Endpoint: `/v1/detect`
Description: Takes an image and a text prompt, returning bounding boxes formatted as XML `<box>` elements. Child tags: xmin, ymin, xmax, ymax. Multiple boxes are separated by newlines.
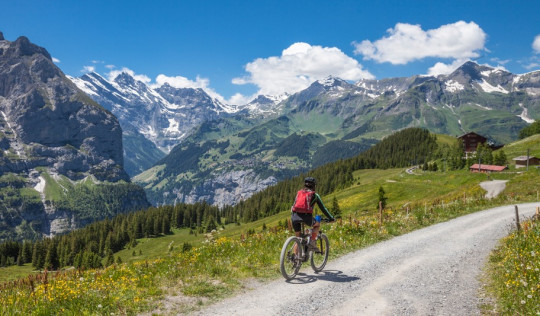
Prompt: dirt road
<box><xmin>479</xmin><ymin>180</ymin><xmax>508</xmax><ymax>199</ymax></box>
<box><xmin>195</xmin><ymin>203</ymin><xmax>539</xmax><ymax>315</ymax></box>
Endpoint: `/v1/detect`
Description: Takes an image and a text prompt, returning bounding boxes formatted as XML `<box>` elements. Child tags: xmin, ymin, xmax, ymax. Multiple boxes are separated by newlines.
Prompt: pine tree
<box><xmin>378</xmin><ymin>186</ymin><xmax>388</xmax><ymax>210</ymax></box>
<box><xmin>331</xmin><ymin>196</ymin><xmax>342</xmax><ymax>218</ymax></box>
<box><xmin>44</xmin><ymin>243</ymin><xmax>59</xmax><ymax>270</ymax></box>
<box><xmin>106</xmin><ymin>249</ymin><xmax>115</xmax><ymax>266</ymax></box>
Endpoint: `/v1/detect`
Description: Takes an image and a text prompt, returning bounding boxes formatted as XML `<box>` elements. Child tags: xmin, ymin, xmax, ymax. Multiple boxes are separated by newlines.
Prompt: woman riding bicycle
<box><xmin>291</xmin><ymin>177</ymin><xmax>335</xmax><ymax>250</ymax></box>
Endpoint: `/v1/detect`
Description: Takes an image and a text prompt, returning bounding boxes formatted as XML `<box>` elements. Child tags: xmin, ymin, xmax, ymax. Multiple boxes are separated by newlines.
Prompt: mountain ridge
<box><xmin>133</xmin><ymin>61</ymin><xmax>539</xmax><ymax>207</ymax></box>
<box><xmin>0</xmin><ymin>33</ymin><xmax>149</xmax><ymax>241</ymax></box>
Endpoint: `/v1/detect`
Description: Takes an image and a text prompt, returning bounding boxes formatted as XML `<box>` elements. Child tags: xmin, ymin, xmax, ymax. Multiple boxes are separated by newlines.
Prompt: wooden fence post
<box><xmin>514</xmin><ymin>205</ymin><xmax>521</xmax><ymax>232</ymax></box>
<box><xmin>287</xmin><ymin>219</ymin><xmax>292</xmax><ymax>232</ymax></box>
<box><xmin>379</xmin><ymin>201</ymin><xmax>383</xmax><ymax>227</ymax></box>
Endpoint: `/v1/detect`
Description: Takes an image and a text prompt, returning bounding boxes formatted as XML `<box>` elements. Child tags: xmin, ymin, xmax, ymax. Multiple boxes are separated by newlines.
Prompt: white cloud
<box><xmin>525</xmin><ymin>63</ymin><xmax>539</xmax><ymax>70</ymax></box>
<box><xmin>232</xmin><ymin>42</ymin><xmax>374</xmax><ymax>96</ymax></box>
<box><xmin>354</xmin><ymin>21</ymin><xmax>486</xmax><ymax>65</ymax></box>
<box><xmin>226</xmin><ymin>92</ymin><xmax>256</xmax><ymax>106</ymax></box>
<box><xmin>154</xmin><ymin>74</ymin><xmax>210</xmax><ymax>90</ymax></box>
<box><xmin>52</xmin><ymin>57</ymin><xmax>60</xmax><ymax>63</ymax></box>
<box><xmin>427</xmin><ymin>59</ymin><xmax>509</xmax><ymax>77</ymax></box>
<box><xmin>533</xmin><ymin>35</ymin><xmax>540</xmax><ymax>53</ymax></box>
<box><xmin>81</xmin><ymin>65</ymin><xmax>95</xmax><ymax>73</ymax></box>
<box><xmin>107</xmin><ymin>67</ymin><xmax>151</xmax><ymax>84</ymax></box>
<box><xmin>105</xmin><ymin>64</ymin><xmax>116</xmax><ymax>69</ymax></box>
<box><xmin>427</xmin><ymin>58</ymin><xmax>470</xmax><ymax>76</ymax></box>
<box><xmin>490</xmin><ymin>57</ymin><xmax>510</xmax><ymax>65</ymax></box>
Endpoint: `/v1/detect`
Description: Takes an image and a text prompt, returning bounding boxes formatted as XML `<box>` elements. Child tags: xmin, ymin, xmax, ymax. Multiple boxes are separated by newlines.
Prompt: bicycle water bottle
<box><xmin>315</xmin><ymin>215</ymin><xmax>322</xmax><ymax>222</ymax></box>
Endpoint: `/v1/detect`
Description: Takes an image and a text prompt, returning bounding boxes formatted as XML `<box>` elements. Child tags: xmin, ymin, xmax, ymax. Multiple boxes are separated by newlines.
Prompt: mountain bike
<box><xmin>279</xmin><ymin>218</ymin><xmax>331</xmax><ymax>280</ymax></box>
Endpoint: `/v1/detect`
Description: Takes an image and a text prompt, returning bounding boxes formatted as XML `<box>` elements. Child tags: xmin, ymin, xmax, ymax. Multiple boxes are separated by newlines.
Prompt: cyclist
<box><xmin>291</xmin><ymin>177</ymin><xmax>335</xmax><ymax>250</ymax></box>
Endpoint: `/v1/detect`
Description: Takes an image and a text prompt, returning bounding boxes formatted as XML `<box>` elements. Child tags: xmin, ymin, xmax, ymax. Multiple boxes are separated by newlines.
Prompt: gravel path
<box><xmin>479</xmin><ymin>180</ymin><xmax>508</xmax><ymax>199</ymax></box>
<box><xmin>194</xmin><ymin>203</ymin><xmax>539</xmax><ymax>316</ymax></box>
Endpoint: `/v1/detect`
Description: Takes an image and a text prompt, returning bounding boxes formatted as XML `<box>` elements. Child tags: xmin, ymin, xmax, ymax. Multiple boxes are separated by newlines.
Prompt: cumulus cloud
<box><xmin>52</xmin><ymin>57</ymin><xmax>60</xmax><ymax>63</ymax></box>
<box><xmin>354</xmin><ymin>21</ymin><xmax>486</xmax><ymax>64</ymax></box>
<box><xmin>107</xmin><ymin>67</ymin><xmax>151</xmax><ymax>84</ymax></box>
<box><xmin>226</xmin><ymin>93</ymin><xmax>256</xmax><ymax>106</ymax></box>
<box><xmin>232</xmin><ymin>42</ymin><xmax>374</xmax><ymax>96</ymax></box>
<box><xmin>427</xmin><ymin>58</ymin><xmax>470</xmax><ymax>76</ymax></box>
<box><xmin>533</xmin><ymin>35</ymin><xmax>540</xmax><ymax>53</ymax></box>
<box><xmin>154</xmin><ymin>74</ymin><xmax>210</xmax><ymax>90</ymax></box>
<box><xmin>81</xmin><ymin>65</ymin><xmax>95</xmax><ymax>73</ymax></box>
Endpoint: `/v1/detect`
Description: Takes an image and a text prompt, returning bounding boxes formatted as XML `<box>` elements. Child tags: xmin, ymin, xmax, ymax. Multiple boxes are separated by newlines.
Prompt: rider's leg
<box><xmin>311</xmin><ymin>221</ymin><xmax>320</xmax><ymax>240</ymax></box>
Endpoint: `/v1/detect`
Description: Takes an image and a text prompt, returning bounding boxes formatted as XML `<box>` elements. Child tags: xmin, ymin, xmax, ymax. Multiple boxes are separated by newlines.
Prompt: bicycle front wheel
<box><xmin>280</xmin><ymin>236</ymin><xmax>302</xmax><ymax>280</ymax></box>
<box><xmin>310</xmin><ymin>233</ymin><xmax>329</xmax><ymax>272</ymax></box>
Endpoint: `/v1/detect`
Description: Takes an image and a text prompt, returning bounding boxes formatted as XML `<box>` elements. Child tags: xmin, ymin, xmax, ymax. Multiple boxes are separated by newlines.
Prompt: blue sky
<box><xmin>1</xmin><ymin>0</ymin><xmax>539</xmax><ymax>104</ymax></box>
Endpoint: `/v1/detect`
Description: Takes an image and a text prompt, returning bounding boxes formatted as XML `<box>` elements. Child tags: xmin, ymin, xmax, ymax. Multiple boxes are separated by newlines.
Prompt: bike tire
<box><xmin>280</xmin><ymin>236</ymin><xmax>302</xmax><ymax>280</ymax></box>
<box><xmin>310</xmin><ymin>233</ymin><xmax>329</xmax><ymax>272</ymax></box>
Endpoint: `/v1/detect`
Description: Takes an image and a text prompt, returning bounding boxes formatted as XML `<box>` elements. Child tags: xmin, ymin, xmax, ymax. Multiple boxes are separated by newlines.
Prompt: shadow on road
<box><xmin>286</xmin><ymin>270</ymin><xmax>359</xmax><ymax>284</ymax></box>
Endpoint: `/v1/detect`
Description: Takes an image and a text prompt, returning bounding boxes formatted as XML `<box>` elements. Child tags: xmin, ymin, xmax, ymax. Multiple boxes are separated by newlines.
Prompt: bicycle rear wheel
<box><xmin>280</xmin><ymin>236</ymin><xmax>302</xmax><ymax>280</ymax></box>
<box><xmin>310</xmin><ymin>233</ymin><xmax>329</xmax><ymax>272</ymax></box>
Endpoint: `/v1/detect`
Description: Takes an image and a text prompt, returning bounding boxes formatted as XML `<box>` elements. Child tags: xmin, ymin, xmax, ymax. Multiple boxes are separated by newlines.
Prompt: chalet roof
<box><xmin>458</xmin><ymin>132</ymin><xmax>486</xmax><ymax>140</ymax></box>
<box><xmin>512</xmin><ymin>156</ymin><xmax>538</xmax><ymax>161</ymax></box>
<box><xmin>469</xmin><ymin>164</ymin><xmax>507</xmax><ymax>172</ymax></box>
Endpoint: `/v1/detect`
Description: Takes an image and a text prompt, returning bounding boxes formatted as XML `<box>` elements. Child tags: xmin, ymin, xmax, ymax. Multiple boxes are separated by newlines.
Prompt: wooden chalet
<box><xmin>512</xmin><ymin>156</ymin><xmax>540</xmax><ymax>168</ymax></box>
<box><xmin>458</xmin><ymin>132</ymin><xmax>487</xmax><ymax>153</ymax></box>
<box><xmin>469</xmin><ymin>164</ymin><xmax>507</xmax><ymax>173</ymax></box>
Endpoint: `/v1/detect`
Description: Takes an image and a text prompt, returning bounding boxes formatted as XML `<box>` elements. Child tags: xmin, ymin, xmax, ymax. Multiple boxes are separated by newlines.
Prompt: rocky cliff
<box><xmin>0</xmin><ymin>32</ymin><xmax>149</xmax><ymax>241</ymax></box>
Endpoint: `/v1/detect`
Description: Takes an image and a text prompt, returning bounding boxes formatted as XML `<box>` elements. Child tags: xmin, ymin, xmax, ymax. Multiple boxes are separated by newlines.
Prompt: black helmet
<box><xmin>304</xmin><ymin>177</ymin><xmax>316</xmax><ymax>189</ymax></box>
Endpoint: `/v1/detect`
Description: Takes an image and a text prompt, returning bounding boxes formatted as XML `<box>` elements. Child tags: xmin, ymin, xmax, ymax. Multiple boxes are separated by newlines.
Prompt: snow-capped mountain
<box><xmin>136</xmin><ymin>61</ymin><xmax>540</xmax><ymax>207</ymax></box>
<box><xmin>242</xmin><ymin>94</ymin><xmax>289</xmax><ymax>117</ymax></box>
<box><xmin>70</xmin><ymin>72</ymin><xmax>237</xmax><ymax>152</ymax></box>
<box><xmin>71</xmin><ymin>71</ymin><xmax>290</xmax><ymax>176</ymax></box>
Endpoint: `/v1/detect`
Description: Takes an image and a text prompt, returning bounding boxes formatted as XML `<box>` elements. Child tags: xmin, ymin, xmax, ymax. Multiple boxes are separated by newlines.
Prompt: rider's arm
<box><xmin>312</xmin><ymin>193</ymin><xmax>334</xmax><ymax>220</ymax></box>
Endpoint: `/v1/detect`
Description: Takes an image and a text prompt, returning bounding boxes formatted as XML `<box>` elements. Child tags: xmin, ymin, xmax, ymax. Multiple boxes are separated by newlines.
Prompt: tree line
<box><xmin>0</xmin><ymin>202</ymin><xmax>221</xmax><ymax>270</ymax></box>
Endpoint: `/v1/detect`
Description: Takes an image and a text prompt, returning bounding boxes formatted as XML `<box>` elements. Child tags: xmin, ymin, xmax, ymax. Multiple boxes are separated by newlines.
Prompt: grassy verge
<box><xmin>484</xmin><ymin>217</ymin><xmax>540</xmax><ymax>315</ymax></box>
<box><xmin>1</xmin><ymin>168</ymin><xmax>539</xmax><ymax>314</ymax></box>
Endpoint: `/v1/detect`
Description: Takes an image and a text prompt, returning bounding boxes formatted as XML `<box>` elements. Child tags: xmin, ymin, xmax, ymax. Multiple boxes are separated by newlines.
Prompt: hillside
<box><xmin>2</xmin><ymin>132</ymin><xmax>539</xmax><ymax>314</ymax></box>
<box><xmin>0</xmin><ymin>128</ymin><xmax>460</xmax><ymax>270</ymax></box>
<box><xmin>134</xmin><ymin>63</ymin><xmax>540</xmax><ymax>207</ymax></box>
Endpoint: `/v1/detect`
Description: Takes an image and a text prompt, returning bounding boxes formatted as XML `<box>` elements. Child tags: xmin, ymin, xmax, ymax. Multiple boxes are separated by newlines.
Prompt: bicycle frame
<box><xmin>279</xmin><ymin>219</ymin><xmax>330</xmax><ymax>280</ymax></box>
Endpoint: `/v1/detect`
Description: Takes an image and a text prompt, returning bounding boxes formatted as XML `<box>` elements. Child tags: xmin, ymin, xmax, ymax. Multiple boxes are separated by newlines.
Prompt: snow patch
<box><xmin>318</xmin><ymin>77</ymin><xmax>337</xmax><ymax>86</ymax></box>
<box><xmin>165</xmin><ymin>118</ymin><xmax>180</xmax><ymax>134</ymax></box>
<box><xmin>34</xmin><ymin>176</ymin><xmax>46</xmax><ymax>194</ymax></box>
<box><xmin>480</xmin><ymin>69</ymin><xmax>503</xmax><ymax>77</ymax></box>
<box><xmin>69</xmin><ymin>76</ymin><xmax>99</xmax><ymax>96</ymax></box>
<box><xmin>477</xmin><ymin>80</ymin><xmax>508</xmax><ymax>94</ymax></box>
<box><xmin>474</xmin><ymin>103</ymin><xmax>492</xmax><ymax>110</ymax></box>
<box><xmin>517</xmin><ymin>103</ymin><xmax>535</xmax><ymax>123</ymax></box>
<box><xmin>444</xmin><ymin>80</ymin><xmax>464</xmax><ymax>93</ymax></box>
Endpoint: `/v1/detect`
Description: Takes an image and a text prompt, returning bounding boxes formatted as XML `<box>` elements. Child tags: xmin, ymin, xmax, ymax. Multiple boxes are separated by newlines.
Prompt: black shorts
<box><xmin>291</xmin><ymin>212</ymin><xmax>315</xmax><ymax>232</ymax></box>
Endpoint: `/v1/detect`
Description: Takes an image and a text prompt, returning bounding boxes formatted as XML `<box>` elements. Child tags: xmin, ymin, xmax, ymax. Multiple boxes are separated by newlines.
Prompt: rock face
<box><xmin>173</xmin><ymin>170</ymin><xmax>277</xmax><ymax>207</ymax></box>
<box><xmin>0</xmin><ymin>35</ymin><xmax>128</xmax><ymax>181</ymax></box>
<box><xmin>0</xmin><ymin>33</ymin><xmax>149</xmax><ymax>241</ymax></box>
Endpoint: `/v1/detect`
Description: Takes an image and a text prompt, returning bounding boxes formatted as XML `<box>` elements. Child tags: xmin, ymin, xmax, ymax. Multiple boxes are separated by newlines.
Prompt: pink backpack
<box><xmin>292</xmin><ymin>189</ymin><xmax>314</xmax><ymax>213</ymax></box>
